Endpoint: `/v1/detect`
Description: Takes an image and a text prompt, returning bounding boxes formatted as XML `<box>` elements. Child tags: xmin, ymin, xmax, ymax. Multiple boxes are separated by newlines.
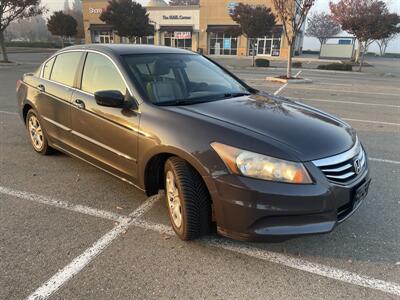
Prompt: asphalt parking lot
<box><xmin>0</xmin><ymin>52</ymin><xmax>399</xmax><ymax>299</ymax></box>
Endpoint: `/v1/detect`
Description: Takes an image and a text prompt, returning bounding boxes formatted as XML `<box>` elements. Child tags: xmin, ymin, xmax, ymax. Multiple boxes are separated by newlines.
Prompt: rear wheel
<box><xmin>164</xmin><ymin>157</ymin><xmax>211</xmax><ymax>240</ymax></box>
<box><xmin>26</xmin><ymin>109</ymin><xmax>52</xmax><ymax>155</ymax></box>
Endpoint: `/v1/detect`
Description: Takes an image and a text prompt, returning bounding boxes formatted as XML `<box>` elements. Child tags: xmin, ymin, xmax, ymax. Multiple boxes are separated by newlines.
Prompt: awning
<box><xmin>88</xmin><ymin>24</ymin><xmax>113</xmax><ymax>31</ymax></box>
<box><xmin>272</xmin><ymin>25</ymin><xmax>283</xmax><ymax>36</ymax></box>
<box><xmin>160</xmin><ymin>26</ymin><xmax>193</xmax><ymax>32</ymax></box>
<box><xmin>206</xmin><ymin>25</ymin><xmax>240</xmax><ymax>33</ymax></box>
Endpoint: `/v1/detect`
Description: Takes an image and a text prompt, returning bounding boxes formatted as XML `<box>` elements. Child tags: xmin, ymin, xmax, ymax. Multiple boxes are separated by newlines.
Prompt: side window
<box><xmin>81</xmin><ymin>53</ymin><xmax>127</xmax><ymax>95</ymax></box>
<box><xmin>50</xmin><ymin>52</ymin><xmax>83</xmax><ymax>87</ymax></box>
<box><xmin>42</xmin><ymin>57</ymin><xmax>55</xmax><ymax>80</ymax></box>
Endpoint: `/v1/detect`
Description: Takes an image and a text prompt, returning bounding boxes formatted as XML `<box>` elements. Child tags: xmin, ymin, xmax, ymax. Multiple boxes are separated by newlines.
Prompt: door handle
<box><xmin>38</xmin><ymin>84</ymin><xmax>45</xmax><ymax>92</ymax></box>
<box><xmin>74</xmin><ymin>99</ymin><xmax>85</xmax><ymax>109</ymax></box>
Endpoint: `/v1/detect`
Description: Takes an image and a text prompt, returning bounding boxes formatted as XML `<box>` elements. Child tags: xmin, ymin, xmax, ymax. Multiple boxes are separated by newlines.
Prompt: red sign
<box><xmin>174</xmin><ymin>32</ymin><xmax>191</xmax><ymax>39</ymax></box>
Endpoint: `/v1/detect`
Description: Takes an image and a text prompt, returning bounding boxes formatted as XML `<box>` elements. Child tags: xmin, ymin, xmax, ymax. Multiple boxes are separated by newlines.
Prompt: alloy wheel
<box><xmin>28</xmin><ymin>115</ymin><xmax>44</xmax><ymax>151</ymax></box>
<box><xmin>166</xmin><ymin>170</ymin><xmax>183</xmax><ymax>228</ymax></box>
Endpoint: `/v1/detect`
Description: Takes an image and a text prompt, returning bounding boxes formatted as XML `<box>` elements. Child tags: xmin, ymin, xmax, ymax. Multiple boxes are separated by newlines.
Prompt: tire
<box><xmin>164</xmin><ymin>157</ymin><xmax>211</xmax><ymax>241</ymax></box>
<box><xmin>26</xmin><ymin>109</ymin><xmax>53</xmax><ymax>155</ymax></box>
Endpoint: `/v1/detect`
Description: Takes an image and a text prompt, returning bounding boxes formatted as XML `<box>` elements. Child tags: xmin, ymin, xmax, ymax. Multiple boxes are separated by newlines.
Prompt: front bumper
<box><xmin>208</xmin><ymin>161</ymin><xmax>370</xmax><ymax>242</ymax></box>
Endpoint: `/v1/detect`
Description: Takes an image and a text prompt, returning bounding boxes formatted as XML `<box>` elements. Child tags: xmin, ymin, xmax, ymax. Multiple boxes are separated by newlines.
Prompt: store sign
<box><xmin>89</xmin><ymin>7</ymin><xmax>104</xmax><ymax>14</ymax></box>
<box><xmin>174</xmin><ymin>32</ymin><xmax>191</xmax><ymax>39</ymax></box>
<box><xmin>228</xmin><ymin>2</ymin><xmax>239</xmax><ymax>15</ymax></box>
<box><xmin>163</xmin><ymin>15</ymin><xmax>191</xmax><ymax>20</ymax></box>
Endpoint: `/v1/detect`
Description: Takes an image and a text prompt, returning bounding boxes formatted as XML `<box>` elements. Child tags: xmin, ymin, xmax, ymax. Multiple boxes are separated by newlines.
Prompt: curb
<box><xmin>0</xmin><ymin>61</ymin><xmax>18</xmax><ymax>66</ymax></box>
<box><xmin>266</xmin><ymin>77</ymin><xmax>313</xmax><ymax>84</ymax></box>
<box><xmin>227</xmin><ymin>66</ymin><xmax>369</xmax><ymax>75</ymax></box>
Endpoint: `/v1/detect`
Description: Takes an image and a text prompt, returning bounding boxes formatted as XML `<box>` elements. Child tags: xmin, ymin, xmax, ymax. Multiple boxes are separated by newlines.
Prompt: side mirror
<box><xmin>94</xmin><ymin>90</ymin><xmax>125</xmax><ymax>108</ymax></box>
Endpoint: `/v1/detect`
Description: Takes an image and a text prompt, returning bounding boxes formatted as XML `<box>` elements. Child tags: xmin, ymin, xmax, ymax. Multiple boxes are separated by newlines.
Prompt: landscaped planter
<box><xmin>266</xmin><ymin>76</ymin><xmax>312</xmax><ymax>84</ymax></box>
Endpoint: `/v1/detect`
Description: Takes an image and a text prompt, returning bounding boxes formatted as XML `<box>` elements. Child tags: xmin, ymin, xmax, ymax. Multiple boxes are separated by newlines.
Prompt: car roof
<box><xmin>59</xmin><ymin>44</ymin><xmax>196</xmax><ymax>56</ymax></box>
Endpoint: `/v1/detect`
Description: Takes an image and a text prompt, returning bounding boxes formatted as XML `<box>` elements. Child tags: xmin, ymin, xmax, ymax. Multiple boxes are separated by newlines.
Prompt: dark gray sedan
<box><xmin>16</xmin><ymin>44</ymin><xmax>370</xmax><ymax>241</ymax></box>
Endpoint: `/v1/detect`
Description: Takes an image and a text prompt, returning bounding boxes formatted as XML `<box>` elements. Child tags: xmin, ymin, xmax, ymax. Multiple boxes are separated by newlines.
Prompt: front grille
<box><xmin>313</xmin><ymin>139</ymin><xmax>366</xmax><ymax>184</ymax></box>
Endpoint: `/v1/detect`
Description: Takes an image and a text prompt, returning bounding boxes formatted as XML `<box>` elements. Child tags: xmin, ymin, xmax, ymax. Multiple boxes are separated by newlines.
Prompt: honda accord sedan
<box><xmin>16</xmin><ymin>44</ymin><xmax>370</xmax><ymax>241</ymax></box>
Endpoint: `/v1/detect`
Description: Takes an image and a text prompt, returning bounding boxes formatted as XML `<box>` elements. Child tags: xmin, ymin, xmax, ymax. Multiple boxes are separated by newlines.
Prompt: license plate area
<box><xmin>353</xmin><ymin>179</ymin><xmax>371</xmax><ymax>208</ymax></box>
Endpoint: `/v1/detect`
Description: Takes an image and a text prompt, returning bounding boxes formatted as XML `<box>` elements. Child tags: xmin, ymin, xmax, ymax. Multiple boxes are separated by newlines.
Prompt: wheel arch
<box><xmin>142</xmin><ymin>146</ymin><xmax>213</xmax><ymax>197</ymax></box>
<box><xmin>22</xmin><ymin>101</ymin><xmax>35</xmax><ymax>123</ymax></box>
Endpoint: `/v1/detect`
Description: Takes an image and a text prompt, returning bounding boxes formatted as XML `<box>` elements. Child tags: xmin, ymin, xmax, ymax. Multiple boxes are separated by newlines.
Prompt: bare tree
<box><xmin>272</xmin><ymin>0</ymin><xmax>315</xmax><ymax>78</ymax></box>
<box><xmin>306</xmin><ymin>12</ymin><xmax>341</xmax><ymax>46</ymax></box>
<box><xmin>5</xmin><ymin>15</ymin><xmax>50</xmax><ymax>42</ymax></box>
<box><xmin>70</xmin><ymin>0</ymin><xmax>84</xmax><ymax>40</ymax></box>
<box><xmin>0</xmin><ymin>0</ymin><xmax>46</xmax><ymax>62</ymax></box>
<box><xmin>376</xmin><ymin>34</ymin><xmax>398</xmax><ymax>56</ymax></box>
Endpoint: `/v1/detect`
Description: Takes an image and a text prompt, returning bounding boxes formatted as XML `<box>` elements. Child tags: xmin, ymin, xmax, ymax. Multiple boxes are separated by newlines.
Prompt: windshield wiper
<box><xmin>223</xmin><ymin>92</ymin><xmax>252</xmax><ymax>98</ymax></box>
<box><xmin>157</xmin><ymin>98</ymin><xmax>213</xmax><ymax>106</ymax></box>
<box><xmin>157</xmin><ymin>92</ymin><xmax>252</xmax><ymax>107</ymax></box>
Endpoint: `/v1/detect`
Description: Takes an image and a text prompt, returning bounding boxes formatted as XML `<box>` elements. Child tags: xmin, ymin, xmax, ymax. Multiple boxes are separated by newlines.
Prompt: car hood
<box><xmin>179</xmin><ymin>94</ymin><xmax>356</xmax><ymax>161</ymax></box>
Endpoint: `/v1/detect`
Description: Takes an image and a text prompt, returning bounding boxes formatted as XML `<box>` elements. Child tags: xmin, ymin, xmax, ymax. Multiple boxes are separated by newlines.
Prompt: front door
<box><xmin>70</xmin><ymin>52</ymin><xmax>140</xmax><ymax>181</ymax></box>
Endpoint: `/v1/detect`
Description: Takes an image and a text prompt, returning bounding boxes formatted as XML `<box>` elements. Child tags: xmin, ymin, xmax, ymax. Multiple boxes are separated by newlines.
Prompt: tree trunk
<box><xmin>377</xmin><ymin>41</ymin><xmax>384</xmax><ymax>56</ymax></box>
<box><xmin>355</xmin><ymin>40</ymin><xmax>362</xmax><ymax>63</ymax></box>
<box><xmin>382</xmin><ymin>41</ymin><xmax>388</xmax><ymax>56</ymax></box>
<box><xmin>287</xmin><ymin>43</ymin><xmax>293</xmax><ymax>79</ymax></box>
<box><xmin>60</xmin><ymin>36</ymin><xmax>64</xmax><ymax>48</ymax></box>
<box><xmin>318</xmin><ymin>39</ymin><xmax>323</xmax><ymax>59</ymax></box>
<box><xmin>251</xmin><ymin>39</ymin><xmax>255</xmax><ymax>67</ymax></box>
<box><xmin>0</xmin><ymin>31</ymin><xmax>9</xmax><ymax>62</ymax></box>
<box><xmin>358</xmin><ymin>42</ymin><xmax>366</xmax><ymax>72</ymax></box>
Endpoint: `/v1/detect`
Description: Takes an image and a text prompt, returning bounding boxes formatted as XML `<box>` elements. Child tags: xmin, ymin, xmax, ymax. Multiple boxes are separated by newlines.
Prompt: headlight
<box><xmin>211</xmin><ymin>142</ymin><xmax>313</xmax><ymax>184</ymax></box>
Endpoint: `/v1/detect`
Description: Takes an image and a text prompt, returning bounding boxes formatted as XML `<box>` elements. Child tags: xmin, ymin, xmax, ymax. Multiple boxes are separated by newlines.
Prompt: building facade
<box><xmin>82</xmin><ymin>0</ymin><xmax>302</xmax><ymax>58</ymax></box>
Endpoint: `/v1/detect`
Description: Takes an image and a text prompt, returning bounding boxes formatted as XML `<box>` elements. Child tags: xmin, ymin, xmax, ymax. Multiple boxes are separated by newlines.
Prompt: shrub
<box><xmin>292</xmin><ymin>61</ymin><xmax>302</xmax><ymax>68</ymax></box>
<box><xmin>255</xmin><ymin>58</ymin><xmax>270</xmax><ymax>67</ymax></box>
<box><xmin>317</xmin><ymin>63</ymin><xmax>352</xmax><ymax>71</ymax></box>
<box><xmin>384</xmin><ymin>53</ymin><xmax>400</xmax><ymax>58</ymax></box>
<box><xmin>5</xmin><ymin>41</ymin><xmax>74</xmax><ymax>49</ymax></box>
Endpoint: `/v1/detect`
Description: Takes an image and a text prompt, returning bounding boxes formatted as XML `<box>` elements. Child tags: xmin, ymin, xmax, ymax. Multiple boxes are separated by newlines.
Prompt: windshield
<box><xmin>123</xmin><ymin>53</ymin><xmax>250</xmax><ymax>105</ymax></box>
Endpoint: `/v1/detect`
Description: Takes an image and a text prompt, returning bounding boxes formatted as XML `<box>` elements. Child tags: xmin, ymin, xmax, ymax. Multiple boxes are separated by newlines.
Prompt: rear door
<box><xmin>70</xmin><ymin>52</ymin><xmax>140</xmax><ymax>181</ymax></box>
<box><xmin>36</xmin><ymin>51</ymin><xmax>84</xmax><ymax>149</ymax></box>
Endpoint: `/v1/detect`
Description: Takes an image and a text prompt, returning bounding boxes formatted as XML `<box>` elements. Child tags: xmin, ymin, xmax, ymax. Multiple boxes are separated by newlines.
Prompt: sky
<box><xmin>41</xmin><ymin>0</ymin><xmax>400</xmax><ymax>53</ymax></box>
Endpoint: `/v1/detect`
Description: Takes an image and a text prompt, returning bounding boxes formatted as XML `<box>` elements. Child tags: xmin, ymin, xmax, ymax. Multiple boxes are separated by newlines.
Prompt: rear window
<box><xmin>42</xmin><ymin>57</ymin><xmax>55</xmax><ymax>80</ymax></box>
<box><xmin>50</xmin><ymin>52</ymin><xmax>83</xmax><ymax>87</ymax></box>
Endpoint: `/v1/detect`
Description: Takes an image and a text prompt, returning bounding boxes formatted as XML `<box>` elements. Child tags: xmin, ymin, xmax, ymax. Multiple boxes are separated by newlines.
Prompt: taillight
<box><xmin>16</xmin><ymin>79</ymin><xmax>22</xmax><ymax>91</ymax></box>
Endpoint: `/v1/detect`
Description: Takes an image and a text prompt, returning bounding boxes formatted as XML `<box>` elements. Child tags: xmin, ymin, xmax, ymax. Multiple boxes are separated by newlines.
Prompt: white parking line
<box><xmin>285</xmin><ymin>86</ymin><xmax>400</xmax><ymax>97</ymax></box>
<box><xmin>342</xmin><ymin>118</ymin><xmax>400</xmax><ymax>126</ymax></box>
<box><xmin>274</xmin><ymin>83</ymin><xmax>288</xmax><ymax>95</ymax></box>
<box><xmin>294</xmin><ymin>98</ymin><xmax>400</xmax><ymax>109</ymax></box>
<box><xmin>0</xmin><ymin>110</ymin><xmax>18</xmax><ymax>115</ymax></box>
<box><xmin>0</xmin><ymin>186</ymin><xmax>128</xmax><ymax>223</ymax></box>
<box><xmin>205</xmin><ymin>238</ymin><xmax>400</xmax><ymax>297</ymax></box>
<box><xmin>123</xmin><ymin>220</ymin><xmax>400</xmax><ymax>297</ymax></box>
<box><xmin>2</xmin><ymin>186</ymin><xmax>400</xmax><ymax>298</ymax></box>
<box><xmin>26</xmin><ymin>221</ymin><xmax>130</xmax><ymax>300</ymax></box>
<box><xmin>25</xmin><ymin>193</ymin><xmax>161</xmax><ymax>300</ymax></box>
<box><xmin>369</xmin><ymin>157</ymin><xmax>400</xmax><ymax>165</ymax></box>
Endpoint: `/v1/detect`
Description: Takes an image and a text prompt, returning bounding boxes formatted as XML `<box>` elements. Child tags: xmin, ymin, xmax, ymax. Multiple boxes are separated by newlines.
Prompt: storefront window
<box><xmin>121</xmin><ymin>36</ymin><xmax>154</xmax><ymax>44</ymax></box>
<box><xmin>163</xmin><ymin>32</ymin><xmax>192</xmax><ymax>50</ymax></box>
<box><xmin>249</xmin><ymin>33</ymin><xmax>282</xmax><ymax>56</ymax></box>
<box><xmin>92</xmin><ymin>30</ymin><xmax>114</xmax><ymax>44</ymax></box>
<box><xmin>209</xmin><ymin>32</ymin><xmax>238</xmax><ymax>55</ymax></box>
<box><xmin>133</xmin><ymin>36</ymin><xmax>155</xmax><ymax>45</ymax></box>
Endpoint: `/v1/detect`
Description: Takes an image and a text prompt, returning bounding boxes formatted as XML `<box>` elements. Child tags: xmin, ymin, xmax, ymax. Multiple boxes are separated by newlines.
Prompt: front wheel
<box><xmin>164</xmin><ymin>157</ymin><xmax>211</xmax><ymax>241</ymax></box>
